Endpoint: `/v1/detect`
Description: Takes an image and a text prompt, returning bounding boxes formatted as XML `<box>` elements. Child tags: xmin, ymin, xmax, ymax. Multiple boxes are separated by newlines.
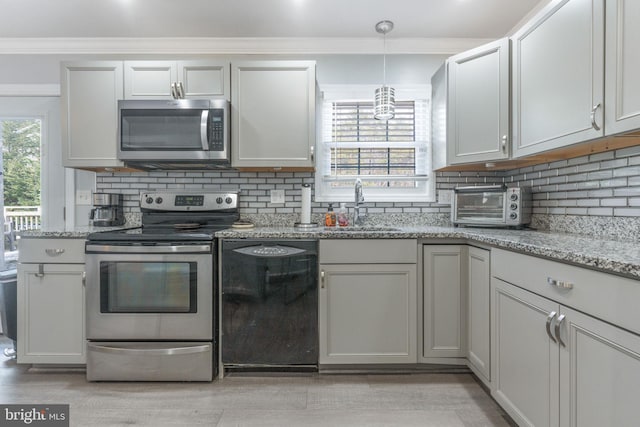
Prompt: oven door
<box><xmin>85</xmin><ymin>243</ymin><xmax>213</xmax><ymax>341</ymax></box>
<box><xmin>453</xmin><ymin>185</ymin><xmax>507</xmax><ymax>226</ymax></box>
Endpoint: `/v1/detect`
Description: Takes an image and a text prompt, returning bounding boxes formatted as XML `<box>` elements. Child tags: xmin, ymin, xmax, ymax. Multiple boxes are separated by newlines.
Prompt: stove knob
<box><xmin>156</xmin><ymin>197</ymin><xmax>163</xmax><ymax>204</ymax></box>
<box><xmin>510</xmin><ymin>212</ymin><xmax>518</xmax><ymax>220</ymax></box>
<box><xmin>146</xmin><ymin>197</ymin><xmax>154</xmax><ymax>204</ymax></box>
<box><xmin>510</xmin><ymin>193</ymin><xmax>518</xmax><ymax>201</ymax></box>
<box><xmin>225</xmin><ymin>197</ymin><xmax>233</xmax><ymax>205</ymax></box>
<box><xmin>510</xmin><ymin>203</ymin><xmax>518</xmax><ymax>210</ymax></box>
<box><xmin>216</xmin><ymin>197</ymin><xmax>223</xmax><ymax>204</ymax></box>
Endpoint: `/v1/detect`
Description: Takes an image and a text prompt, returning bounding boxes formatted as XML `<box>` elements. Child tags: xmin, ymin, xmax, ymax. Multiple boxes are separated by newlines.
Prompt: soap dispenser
<box><xmin>337</xmin><ymin>203</ymin><xmax>349</xmax><ymax>227</ymax></box>
<box><xmin>325</xmin><ymin>204</ymin><xmax>337</xmax><ymax>227</ymax></box>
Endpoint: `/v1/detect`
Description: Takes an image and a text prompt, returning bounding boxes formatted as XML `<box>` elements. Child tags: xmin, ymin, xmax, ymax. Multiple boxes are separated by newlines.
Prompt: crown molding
<box><xmin>0</xmin><ymin>37</ymin><xmax>493</xmax><ymax>55</ymax></box>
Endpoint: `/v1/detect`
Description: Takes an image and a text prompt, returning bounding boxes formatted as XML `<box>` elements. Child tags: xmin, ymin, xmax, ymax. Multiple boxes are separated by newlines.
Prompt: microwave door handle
<box><xmin>200</xmin><ymin>110</ymin><xmax>210</xmax><ymax>150</ymax></box>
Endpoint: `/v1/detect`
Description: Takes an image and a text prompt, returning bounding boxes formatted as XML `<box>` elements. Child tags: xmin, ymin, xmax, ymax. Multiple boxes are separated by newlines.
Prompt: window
<box><xmin>315</xmin><ymin>85</ymin><xmax>434</xmax><ymax>202</ymax></box>
<box><xmin>0</xmin><ymin>97</ymin><xmax>66</xmax><ymax>268</ymax></box>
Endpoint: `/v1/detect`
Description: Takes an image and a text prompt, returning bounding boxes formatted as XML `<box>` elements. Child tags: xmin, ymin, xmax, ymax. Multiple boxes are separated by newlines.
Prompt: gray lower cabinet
<box><xmin>467</xmin><ymin>246</ymin><xmax>491</xmax><ymax>385</ymax></box>
<box><xmin>421</xmin><ymin>245</ymin><xmax>467</xmax><ymax>362</ymax></box>
<box><xmin>17</xmin><ymin>238</ymin><xmax>86</xmax><ymax>364</ymax></box>
<box><xmin>318</xmin><ymin>239</ymin><xmax>417</xmax><ymax>364</ymax></box>
<box><xmin>492</xmin><ymin>278</ymin><xmax>560</xmax><ymax>427</ymax></box>
<box><xmin>491</xmin><ymin>249</ymin><xmax>640</xmax><ymax>427</ymax></box>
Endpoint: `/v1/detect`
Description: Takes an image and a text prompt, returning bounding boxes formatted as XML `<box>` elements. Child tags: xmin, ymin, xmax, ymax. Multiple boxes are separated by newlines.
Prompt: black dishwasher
<box><xmin>221</xmin><ymin>239</ymin><xmax>318</xmax><ymax>371</ymax></box>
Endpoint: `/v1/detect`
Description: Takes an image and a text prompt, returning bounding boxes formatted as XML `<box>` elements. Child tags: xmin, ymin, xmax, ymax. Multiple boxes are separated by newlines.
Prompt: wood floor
<box><xmin>0</xmin><ymin>340</ymin><xmax>514</xmax><ymax>426</ymax></box>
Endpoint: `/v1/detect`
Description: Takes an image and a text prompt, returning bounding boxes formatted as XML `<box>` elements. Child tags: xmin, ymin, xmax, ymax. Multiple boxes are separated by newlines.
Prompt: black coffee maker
<box><xmin>90</xmin><ymin>193</ymin><xmax>125</xmax><ymax>227</ymax></box>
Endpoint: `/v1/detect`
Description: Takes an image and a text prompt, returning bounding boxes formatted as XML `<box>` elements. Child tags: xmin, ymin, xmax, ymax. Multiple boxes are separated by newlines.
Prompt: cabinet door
<box><xmin>61</xmin><ymin>61</ymin><xmax>124</xmax><ymax>168</ymax></box>
<box><xmin>178</xmin><ymin>60</ymin><xmax>230</xmax><ymax>100</ymax></box>
<box><xmin>421</xmin><ymin>245</ymin><xmax>466</xmax><ymax>360</ymax></box>
<box><xmin>512</xmin><ymin>0</ymin><xmax>604</xmax><ymax>157</ymax></box>
<box><xmin>124</xmin><ymin>60</ymin><xmax>177</xmax><ymax>99</ymax></box>
<box><xmin>17</xmin><ymin>263</ymin><xmax>86</xmax><ymax>364</ymax></box>
<box><xmin>559</xmin><ymin>306</ymin><xmax>640</xmax><ymax>427</ymax></box>
<box><xmin>468</xmin><ymin>246</ymin><xmax>491</xmax><ymax>385</ymax></box>
<box><xmin>604</xmin><ymin>0</ymin><xmax>640</xmax><ymax>135</ymax></box>
<box><xmin>232</xmin><ymin>61</ymin><xmax>316</xmax><ymax>169</ymax></box>
<box><xmin>448</xmin><ymin>38</ymin><xmax>510</xmax><ymax>164</ymax></box>
<box><xmin>319</xmin><ymin>263</ymin><xmax>417</xmax><ymax>364</ymax></box>
<box><xmin>492</xmin><ymin>278</ymin><xmax>560</xmax><ymax>427</ymax></box>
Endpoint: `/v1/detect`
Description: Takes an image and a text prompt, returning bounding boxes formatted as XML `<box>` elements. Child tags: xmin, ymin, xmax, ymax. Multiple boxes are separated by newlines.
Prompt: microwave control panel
<box><xmin>209</xmin><ymin>108</ymin><xmax>225</xmax><ymax>152</ymax></box>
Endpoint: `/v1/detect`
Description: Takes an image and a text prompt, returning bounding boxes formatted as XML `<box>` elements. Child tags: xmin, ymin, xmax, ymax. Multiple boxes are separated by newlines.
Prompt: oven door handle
<box><xmin>85</xmin><ymin>244</ymin><xmax>212</xmax><ymax>254</ymax></box>
<box><xmin>87</xmin><ymin>343</ymin><xmax>211</xmax><ymax>356</ymax></box>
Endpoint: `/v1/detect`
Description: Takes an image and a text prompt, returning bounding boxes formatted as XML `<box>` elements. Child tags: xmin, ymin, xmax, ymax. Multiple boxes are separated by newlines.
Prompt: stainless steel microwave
<box><xmin>117</xmin><ymin>99</ymin><xmax>230</xmax><ymax>168</ymax></box>
<box><xmin>452</xmin><ymin>185</ymin><xmax>532</xmax><ymax>228</ymax></box>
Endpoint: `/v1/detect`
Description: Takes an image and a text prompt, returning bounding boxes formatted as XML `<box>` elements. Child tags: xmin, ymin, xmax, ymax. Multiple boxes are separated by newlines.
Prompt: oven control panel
<box><xmin>140</xmin><ymin>191</ymin><xmax>238</xmax><ymax>211</ymax></box>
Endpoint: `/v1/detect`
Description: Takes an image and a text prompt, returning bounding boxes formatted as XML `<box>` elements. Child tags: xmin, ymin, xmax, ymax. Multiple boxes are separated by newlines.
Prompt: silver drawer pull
<box><xmin>45</xmin><ymin>248</ymin><xmax>65</xmax><ymax>257</ymax></box>
<box><xmin>547</xmin><ymin>277</ymin><xmax>573</xmax><ymax>289</ymax></box>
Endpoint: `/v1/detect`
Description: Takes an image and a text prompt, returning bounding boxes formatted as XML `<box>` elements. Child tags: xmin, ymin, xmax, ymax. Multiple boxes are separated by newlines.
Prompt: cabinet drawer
<box><xmin>319</xmin><ymin>239</ymin><xmax>417</xmax><ymax>264</ymax></box>
<box><xmin>18</xmin><ymin>238</ymin><xmax>85</xmax><ymax>263</ymax></box>
<box><xmin>492</xmin><ymin>248</ymin><xmax>640</xmax><ymax>335</ymax></box>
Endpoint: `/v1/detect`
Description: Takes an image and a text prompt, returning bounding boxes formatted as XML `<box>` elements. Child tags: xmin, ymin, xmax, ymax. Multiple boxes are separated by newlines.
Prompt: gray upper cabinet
<box><xmin>605</xmin><ymin>0</ymin><xmax>640</xmax><ymax>135</ymax></box>
<box><xmin>124</xmin><ymin>60</ymin><xmax>230</xmax><ymax>100</ymax></box>
<box><xmin>447</xmin><ymin>38</ymin><xmax>510</xmax><ymax>164</ymax></box>
<box><xmin>61</xmin><ymin>61</ymin><xmax>125</xmax><ymax>169</ymax></box>
<box><xmin>231</xmin><ymin>61</ymin><xmax>316</xmax><ymax>169</ymax></box>
<box><xmin>512</xmin><ymin>0</ymin><xmax>605</xmax><ymax>158</ymax></box>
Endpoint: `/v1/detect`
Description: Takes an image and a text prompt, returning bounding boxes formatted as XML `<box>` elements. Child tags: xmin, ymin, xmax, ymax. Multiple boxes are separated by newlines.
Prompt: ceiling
<box><xmin>1</xmin><ymin>0</ymin><xmax>544</xmax><ymax>39</ymax></box>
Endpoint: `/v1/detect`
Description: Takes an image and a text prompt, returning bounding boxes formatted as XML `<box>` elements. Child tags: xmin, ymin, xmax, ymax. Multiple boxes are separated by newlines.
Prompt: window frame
<box><xmin>314</xmin><ymin>84</ymin><xmax>435</xmax><ymax>203</ymax></box>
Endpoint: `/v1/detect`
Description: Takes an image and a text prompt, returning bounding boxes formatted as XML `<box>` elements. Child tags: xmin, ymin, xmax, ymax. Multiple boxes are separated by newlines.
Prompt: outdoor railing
<box><xmin>4</xmin><ymin>206</ymin><xmax>42</xmax><ymax>231</ymax></box>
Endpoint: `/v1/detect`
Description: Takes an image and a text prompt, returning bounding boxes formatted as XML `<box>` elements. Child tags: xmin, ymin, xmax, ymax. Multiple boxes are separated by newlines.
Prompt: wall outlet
<box><xmin>76</xmin><ymin>190</ymin><xmax>92</xmax><ymax>205</ymax></box>
<box><xmin>437</xmin><ymin>189</ymin><xmax>452</xmax><ymax>205</ymax></box>
<box><xmin>270</xmin><ymin>189</ymin><xmax>285</xmax><ymax>204</ymax></box>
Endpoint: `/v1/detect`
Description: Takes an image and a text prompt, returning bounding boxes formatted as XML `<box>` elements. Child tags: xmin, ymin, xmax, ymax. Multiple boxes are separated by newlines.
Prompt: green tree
<box><xmin>2</xmin><ymin>119</ymin><xmax>41</xmax><ymax>206</ymax></box>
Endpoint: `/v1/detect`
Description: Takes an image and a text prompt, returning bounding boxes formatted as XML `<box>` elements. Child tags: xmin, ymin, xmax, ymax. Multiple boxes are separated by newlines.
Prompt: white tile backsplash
<box><xmin>96</xmin><ymin>145</ymin><xmax>640</xmax><ymax>235</ymax></box>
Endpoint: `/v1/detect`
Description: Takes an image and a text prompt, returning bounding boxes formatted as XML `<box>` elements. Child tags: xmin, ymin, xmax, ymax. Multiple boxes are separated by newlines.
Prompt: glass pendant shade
<box><xmin>374</xmin><ymin>85</ymin><xmax>395</xmax><ymax>121</ymax></box>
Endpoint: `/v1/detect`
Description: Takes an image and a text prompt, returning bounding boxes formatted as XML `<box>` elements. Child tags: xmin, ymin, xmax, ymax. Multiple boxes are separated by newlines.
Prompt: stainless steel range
<box><xmin>85</xmin><ymin>191</ymin><xmax>238</xmax><ymax>381</ymax></box>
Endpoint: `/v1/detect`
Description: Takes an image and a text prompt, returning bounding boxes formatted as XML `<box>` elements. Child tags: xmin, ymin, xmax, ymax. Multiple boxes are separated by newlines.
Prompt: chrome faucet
<box><xmin>354</xmin><ymin>178</ymin><xmax>366</xmax><ymax>226</ymax></box>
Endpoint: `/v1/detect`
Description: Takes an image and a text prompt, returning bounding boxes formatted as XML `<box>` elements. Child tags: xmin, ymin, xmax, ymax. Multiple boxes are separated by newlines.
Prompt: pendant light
<box><xmin>374</xmin><ymin>20</ymin><xmax>395</xmax><ymax>121</ymax></box>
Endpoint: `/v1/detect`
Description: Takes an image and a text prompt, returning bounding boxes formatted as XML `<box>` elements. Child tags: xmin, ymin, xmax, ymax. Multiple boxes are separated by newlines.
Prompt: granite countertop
<box><xmin>216</xmin><ymin>225</ymin><xmax>640</xmax><ymax>280</ymax></box>
<box><xmin>18</xmin><ymin>223</ymin><xmax>640</xmax><ymax>279</ymax></box>
<box><xmin>18</xmin><ymin>224</ymin><xmax>140</xmax><ymax>239</ymax></box>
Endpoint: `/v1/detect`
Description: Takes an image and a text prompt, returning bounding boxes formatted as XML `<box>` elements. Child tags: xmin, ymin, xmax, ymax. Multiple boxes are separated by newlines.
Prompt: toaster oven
<box><xmin>452</xmin><ymin>185</ymin><xmax>532</xmax><ymax>228</ymax></box>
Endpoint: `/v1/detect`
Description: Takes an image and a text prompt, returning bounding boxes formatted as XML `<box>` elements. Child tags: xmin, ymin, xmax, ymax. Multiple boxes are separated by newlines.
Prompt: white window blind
<box><xmin>315</xmin><ymin>87</ymin><xmax>433</xmax><ymax>202</ymax></box>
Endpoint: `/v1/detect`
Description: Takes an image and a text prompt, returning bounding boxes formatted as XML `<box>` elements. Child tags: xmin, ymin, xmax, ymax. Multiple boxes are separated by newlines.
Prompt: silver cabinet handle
<box><xmin>546</xmin><ymin>311</ymin><xmax>557</xmax><ymax>343</ymax></box>
<box><xmin>310</xmin><ymin>145</ymin><xmax>315</xmax><ymax>162</ymax></box>
<box><xmin>501</xmin><ymin>135</ymin><xmax>508</xmax><ymax>153</ymax></box>
<box><xmin>555</xmin><ymin>314</ymin><xmax>566</xmax><ymax>347</ymax></box>
<box><xmin>590</xmin><ymin>103</ymin><xmax>601</xmax><ymax>131</ymax></box>
<box><xmin>82</xmin><ymin>271</ymin><xmax>86</xmax><ymax>287</ymax></box>
<box><xmin>87</xmin><ymin>343</ymin><xmax>210</xmax><ymax>356</ymax></box>
<box><xmin>177</xmin><ymin>82</ymin><xmax>185</xmax><ymax>99</ymax></box>
<box><xmin>320</xmin><ymin>270</ymin><xmax>325</xmax><ymax>288</ymax></box>
<box><xmin>171</xmin><ymin>82</ymin><xmax>178</xmax><ymax>99</ymax></box>
<box><xmin>547</xmin><ymin>277</ymin><xmax>573</xmax><ymax>289</ymax></box>
<box><xmin>35</xmin><ymin>263</ymin><xmax>45</xmax><ymax>278</ymax></box>
<box><xmin>45</xmin><ymin>248</ymin><xmax>65</xmax><ymax>257</ymax></box>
